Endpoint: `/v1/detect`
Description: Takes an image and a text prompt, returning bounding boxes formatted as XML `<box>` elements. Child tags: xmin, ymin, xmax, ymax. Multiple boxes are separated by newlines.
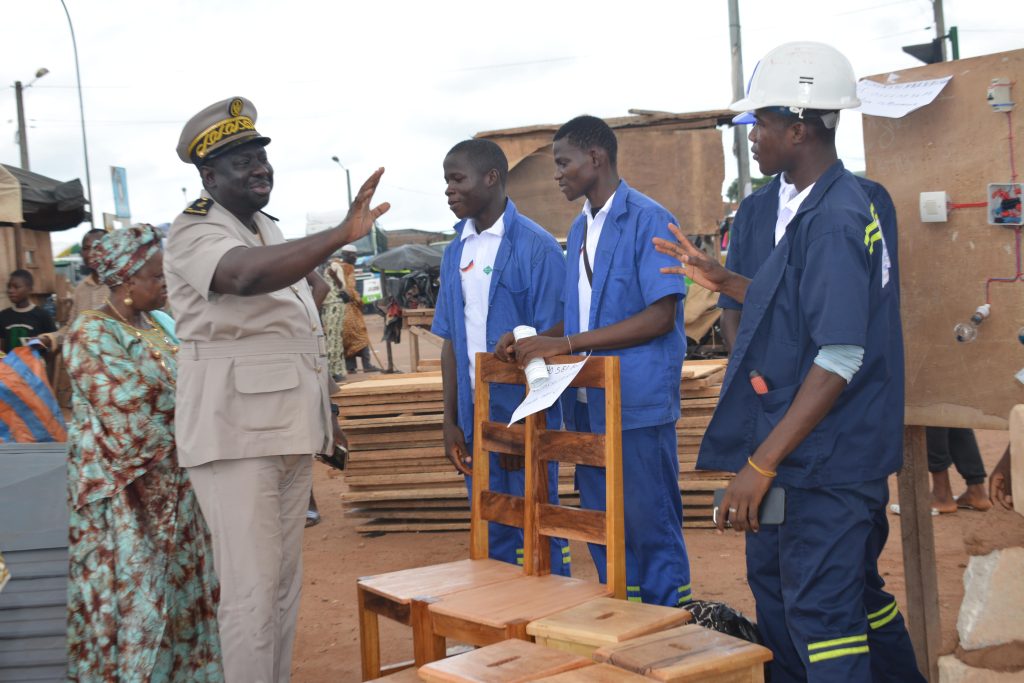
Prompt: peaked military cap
<box><xmin>177</xmin><ymin>96</ymin><xmax>271</xmax><ymax>165</ymax></box>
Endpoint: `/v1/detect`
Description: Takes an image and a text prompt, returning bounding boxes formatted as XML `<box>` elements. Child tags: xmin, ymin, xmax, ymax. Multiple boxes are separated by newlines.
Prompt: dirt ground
<box><xmin>290</xmin><ymin>315</ymin><xmax>1013</xmax><ymax>682</ymax></box>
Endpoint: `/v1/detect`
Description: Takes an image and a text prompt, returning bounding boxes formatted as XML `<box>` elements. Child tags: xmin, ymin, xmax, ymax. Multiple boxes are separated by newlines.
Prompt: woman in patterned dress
<box><xmin>65</xmin><ymin>225</ymin><xmax>222</xmax><ymax>682</ymax></box>
<box><xmin>323</xmin><ymin>258</ymin><xmax>347</xmax><ymax>381</ymax></box>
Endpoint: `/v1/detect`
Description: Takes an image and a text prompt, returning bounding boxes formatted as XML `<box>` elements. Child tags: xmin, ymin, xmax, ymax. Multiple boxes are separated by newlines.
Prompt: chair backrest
<box><xmin>471</xmin><ymin>353</ymin><xmax>625</xmax><ymax>598</ymax></box>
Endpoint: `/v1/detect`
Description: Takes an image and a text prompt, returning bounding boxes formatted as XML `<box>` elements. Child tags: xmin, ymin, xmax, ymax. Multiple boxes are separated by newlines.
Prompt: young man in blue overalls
<box><xmin>657</xmin><ymin>43</ymin><xmax>925</xmax><ymax>682</ymax></box>
<box><xmin>433</xmin><ymin>139</ymin><xmax>570</xmax><ymax>574</ymax></box>
<box><xmin>503</xmin><ymin>115</ymin><xmax>691</xmax><ymax>607</ymax></box>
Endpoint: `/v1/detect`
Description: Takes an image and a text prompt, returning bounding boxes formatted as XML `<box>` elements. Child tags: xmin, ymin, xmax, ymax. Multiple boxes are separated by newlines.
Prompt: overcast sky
<box><xmin>2</xmin><ymin>0</ymin><xmax>1020</xmax><ymax>252</ymax></box>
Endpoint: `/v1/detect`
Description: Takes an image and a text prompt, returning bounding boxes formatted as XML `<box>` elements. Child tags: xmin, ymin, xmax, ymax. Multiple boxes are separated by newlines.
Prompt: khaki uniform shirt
<box><xmin>165</xmin><ymin>194</ymin><xmax>331</xmax><ymax>467</ymax></box>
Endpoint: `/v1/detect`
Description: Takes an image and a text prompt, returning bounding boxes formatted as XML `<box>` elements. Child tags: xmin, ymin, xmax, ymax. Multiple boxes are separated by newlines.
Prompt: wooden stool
<box><xmin>592</xmin><ymin>624</ymin><xmax>773</xmax><ymax>683</ymax></box>
<box><xmin>535</xmin><ymin>663</ymin><xmax>650</xmax><ymax>681</ymax></box>
<box><xmin>527</xmin><ymin>597</ymin><xmax>692</xmax><ymax>658</ymax></box>
<box><xmin>418</xmin><ymin>639</ymin><xmax>592</xmax><ymax>683</ymax></box>
<box><xmin>358</xmin><ymin>559</ymin><xmax>522</xmax><ymax>679</ymax></box>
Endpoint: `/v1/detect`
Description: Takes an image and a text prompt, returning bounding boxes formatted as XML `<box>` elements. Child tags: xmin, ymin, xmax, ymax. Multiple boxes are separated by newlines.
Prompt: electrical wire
<box><xmin>985</xmin><ymin>227</ymin><xmax>1022</xmax><ymax>304</ymax></box>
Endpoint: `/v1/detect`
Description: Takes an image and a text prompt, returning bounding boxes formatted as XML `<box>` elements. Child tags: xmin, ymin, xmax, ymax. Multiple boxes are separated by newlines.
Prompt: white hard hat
<box><xmin>341</xmin><ymin>244</ymin><xmax>358</xmax><ymax>253</ymax></box>
<box><xmin>731</xmin><ymin>42</ymin><xmax>860</xmax><ymax>128</ymax></box>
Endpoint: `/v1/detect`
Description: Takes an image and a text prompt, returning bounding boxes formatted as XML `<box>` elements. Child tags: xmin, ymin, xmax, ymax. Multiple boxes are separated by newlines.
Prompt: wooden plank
<box><xmin>898</xmin><ymin>426</ymin><xmax>941</xmax><ymax>683</ymax></box>
<box><xmin>478</xmin><ymin>490</ymin><xmax>524</xmax><ymax>529</ymax></box>
<box><xmin>341</xmin><ymin>414</ymin><xmax>444</xmax><ymax>429</ymax></box>
<box><xmin>339</xmin><ymin>401</ymin><xmax>444</xmax><ymax>417</ymax></box>
<box><xmin>680</xmin><ymin>386</ymin><xmax>722</xmax><ymax>399</ymax></box>
<box><xmin>538</xmin><ymin>504</ymin><xmax>606</xmax><ymax>546</ymax></box>
<box><xmin>477</xmin><ymin>421</ymin><xmax>524</xmax><ymax>456</ymax></box>
<box><xmin>1011</xmin><ymin>405</ymin><xmax>1023</xmax><ymax>519</ymax></box>
<box><xmin>677</xmin><ymin>416</ymin><xmax>712</xmax><ymax>429</ymax></box>
<box><xmin>538</xmin><ymin>431</ymin><xmax>605</xmax><ymax>468</ymax></box>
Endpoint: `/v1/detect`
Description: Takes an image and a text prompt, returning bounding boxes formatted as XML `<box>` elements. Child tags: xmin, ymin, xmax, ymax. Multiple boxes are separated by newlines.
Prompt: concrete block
<box><xmin>957</xmin><ymin>548</ymin><xmax>1024</xmax><ymax>650</ymax></box>
<box><xmin>939</xmin><ymin>655</ymin><xmax>1023</xmax><ymax>682</ymax></box>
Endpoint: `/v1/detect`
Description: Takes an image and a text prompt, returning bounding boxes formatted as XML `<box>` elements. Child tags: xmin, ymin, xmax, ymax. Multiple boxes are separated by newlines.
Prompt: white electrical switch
<box><xmin>988</xmin><ymin>78</ymin><xmax>1014</xmax><ymax>113</ymax></box>
<box><xmin>920</xmin><ymin>191</ymin><xmax>948</xmax><ymax>223</ymax></box>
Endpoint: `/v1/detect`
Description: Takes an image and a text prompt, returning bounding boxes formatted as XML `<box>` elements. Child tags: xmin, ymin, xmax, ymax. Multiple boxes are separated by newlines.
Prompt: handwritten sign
<box><xmin>508</xmin><ymin>356</ymin><xmax>589</xmax><ymax>426</ymax></box>
<box><xmin>855</xmin><ymin>76</ymin><xmax>952</xmax><ymax>118</ymax></box>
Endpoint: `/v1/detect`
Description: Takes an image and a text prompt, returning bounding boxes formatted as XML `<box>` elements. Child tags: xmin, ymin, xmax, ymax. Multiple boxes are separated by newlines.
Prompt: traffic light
<box><xmin>902</xmin><ymin>38</ymin><xmax>943</xmax><ymax>65</ymax></box>
<box><xmin>903</xmin><ymin>26</ymin><xmax>959</xmax><ymax>65</ymax></box>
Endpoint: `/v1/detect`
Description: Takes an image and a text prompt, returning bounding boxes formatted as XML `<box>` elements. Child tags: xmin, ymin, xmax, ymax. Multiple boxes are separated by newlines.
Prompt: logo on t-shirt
<box><xmin>460</xmin><ymin>260</ymin><xmax>474</xmax><ymax>273</ymax></box>
<box><xmin>483</xmin><ymin>266</ymin><xmax>493</xmax><ymax>275</ymax></box>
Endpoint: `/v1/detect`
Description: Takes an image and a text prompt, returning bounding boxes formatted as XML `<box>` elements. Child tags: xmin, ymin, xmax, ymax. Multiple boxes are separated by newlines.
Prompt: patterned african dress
<box><xmin>65</xmin><ymin>310</ymin><xmax>223</xmax><ymax>682</ymax></box>
<box><xmin>341</xmin><ymin>262</ymin><xmax>370</xmax><ymax>357</ymax></box>
<box><xmin>322</xmin><ymin>271</ymin><xmax>347</xmax><ymax>379</ymax></box>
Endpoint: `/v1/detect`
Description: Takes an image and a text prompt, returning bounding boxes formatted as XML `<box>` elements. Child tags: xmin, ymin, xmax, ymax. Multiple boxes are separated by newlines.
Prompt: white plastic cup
<box><xmin>512</xmin><ymin>325</ymin><xmax>549</xmax><ymax>389</ymax></box>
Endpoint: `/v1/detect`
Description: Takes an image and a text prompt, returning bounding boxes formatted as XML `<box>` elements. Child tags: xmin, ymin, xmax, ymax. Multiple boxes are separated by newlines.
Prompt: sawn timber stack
<box><xmin>335</xmin><ymin>361</ymin><xmax>732</xmax><ymax>533</ymax></box>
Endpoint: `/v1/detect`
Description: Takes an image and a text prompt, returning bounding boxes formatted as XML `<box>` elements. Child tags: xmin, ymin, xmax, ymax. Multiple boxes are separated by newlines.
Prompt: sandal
<box><xmin>889</xmin><ymin>503</ymin><xmax>939</xmax><ymax>517</ymax></box>
<box><xmin>305</xmin><ymin>509</ymin><xmax>322</xmax><ymax>528</ymax></box>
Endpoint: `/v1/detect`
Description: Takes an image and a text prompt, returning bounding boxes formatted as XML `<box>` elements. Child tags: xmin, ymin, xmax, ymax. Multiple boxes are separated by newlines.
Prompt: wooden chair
<box><xmin>356</xmin><ymin>355</ymin><xmax>543</xmax><ymax>679</ymax></box>
<box><xmin>424</xmin><ymin>353</ymin><xmax>626</xmax><ymax>647</ymax></box>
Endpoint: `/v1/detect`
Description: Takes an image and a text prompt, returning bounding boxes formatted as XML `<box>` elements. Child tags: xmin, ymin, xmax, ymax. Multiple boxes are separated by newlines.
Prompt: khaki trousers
<box><xmin>188</xmin><ymin>454</ymin><xmax>313</xmax><ymax>683</ymax></box>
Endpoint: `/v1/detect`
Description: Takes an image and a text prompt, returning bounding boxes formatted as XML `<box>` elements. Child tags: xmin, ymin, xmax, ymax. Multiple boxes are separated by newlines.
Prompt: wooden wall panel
<box><xmin>863</xmin><ymin>49</ymin><xmax>1024</xmax><ymax>429</ymax></box>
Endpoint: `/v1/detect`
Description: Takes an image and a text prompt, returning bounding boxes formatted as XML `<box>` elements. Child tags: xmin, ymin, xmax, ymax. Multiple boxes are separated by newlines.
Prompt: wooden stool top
<box><xmin>592</xmin><ymin>624</ymin><xmax>773</xmax><ymax>682</ymax></box>
<box><xmin>534</xmin><ymin>663</ymin><xmax>649</xmax><ymax>682</ymax></box>
<box><xmin>367</xmin><ymin>666</ymin><xmax>424</xmax><ymax>682</ymax></box>
<box><xmin>359</xmin><ymin>559</ymin><xmax>522</xmax><ymax>602</ymax></box>
<box><xmin>418</xmin><ymin>639</ymin><xmax>591</xmax><ymax>683</ymax></box>
<box><xmin>428</xmin><ymin>575</ymin><xmax>610</xmax><ymax>629</ymax></box>
<box><xmin>527</xmin><ymin>597</ymin><xmax>692</xmax><ymax>648</ymax></box>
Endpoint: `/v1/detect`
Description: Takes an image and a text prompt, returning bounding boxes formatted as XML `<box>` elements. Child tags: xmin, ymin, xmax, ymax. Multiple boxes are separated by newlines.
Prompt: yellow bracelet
<box><xmin>747</xmin><ymin>457</ymin><xmax>777</xmax><ymax>478</ymax></box>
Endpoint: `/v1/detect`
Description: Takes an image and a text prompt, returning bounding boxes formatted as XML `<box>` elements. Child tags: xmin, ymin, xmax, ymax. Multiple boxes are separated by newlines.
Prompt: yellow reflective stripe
<box><xmin>808</xmin><ymin>646</ymin><xmax>870</xmax><ymax>663</ymax></box>
<box><xmin>626</xmin><ymin>585</ymin><xmax>641</xmax><ymax>591</ymax></box>
<box><xmin>627</xmin><ymin>597</ymin><xmax>642</xmax><ymax>603</ymax></box>
<box><xmin>561</xmin><ymin>547</ymin><xmax>571</xmax><ymax>554</ymax></box>
<box><xmin>870</xmin><ymin>604</ymin><xmax>899</xmax><ymax>630</ymax></box>
<box><xmin>807</xmin><ymin>634</ymin><xmax>867</xmax><ymax>651</ymax></box>
<box><xmin>515</xmin><ymin>549</ymin><xmax>524</xmax><ymax>554</ymax></box>
<box><xmin>867</xmin><ymin>600</ymin><xmax>897</xmax><ymax>620</ymax></box>
<box><xmin>676</xmin><ymin>596</ymin><xmax>692</xmax><ymax>605</ymax></box>
<box><xmin>677</xmin><ymin>584</ymin><xmax>692</xmax><ymax>593</ymax></box>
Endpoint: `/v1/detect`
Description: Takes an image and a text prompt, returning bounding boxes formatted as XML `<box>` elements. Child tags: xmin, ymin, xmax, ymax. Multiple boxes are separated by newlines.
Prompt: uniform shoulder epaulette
<box><xmin>183</xmin><ymin>197</ymin><xmax>214</xmax><ymax>216</ymax></box>
<box><xmin>260</xmin><ymin>210</ymin><xmax>279</xmax><ymax>221</ymax></box>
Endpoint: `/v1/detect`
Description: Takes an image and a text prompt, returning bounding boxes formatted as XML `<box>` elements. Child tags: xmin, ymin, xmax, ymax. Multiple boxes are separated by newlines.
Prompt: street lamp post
<box><xmin>331</xmin><ymin>155</ymin><xmax>376</xmax><ymax>255</ymax></box>
<box><xmin>330</xmin><ymin>156</ymin><xmax>354</xmax><ymax>208</ymax></box>
<box><xmin>60</xmin><ymin>0</ymin><xmax>95</xmax><ymax>227</ymax></box>
<box><xmin>13</xmin><ymin>68</ymin><xmax>49</xmax><ymax>171</ymax></box>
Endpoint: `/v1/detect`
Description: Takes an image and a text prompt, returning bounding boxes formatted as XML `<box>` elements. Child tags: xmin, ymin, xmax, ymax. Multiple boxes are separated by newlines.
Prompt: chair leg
<box><xmin>506</xmin><ymin>618</ymin><xmax>531</xmax><ymax>642</ymax></box>
<box><xmin>358</xmin><ymin>586</ymin><xmax>382</xmax><ymax>681</ymax></box>
<box><xmin>411</xmin><ymin>598</ymin><xmax>446</xmax><ymax>666</ymax></box>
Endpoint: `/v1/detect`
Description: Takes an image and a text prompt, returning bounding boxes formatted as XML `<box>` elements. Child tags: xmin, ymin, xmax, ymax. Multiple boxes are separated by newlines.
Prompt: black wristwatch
<box><xmin>330</xmin><ymin>403</ymin><xmax>340</xmax><ymax>417</ymax></box>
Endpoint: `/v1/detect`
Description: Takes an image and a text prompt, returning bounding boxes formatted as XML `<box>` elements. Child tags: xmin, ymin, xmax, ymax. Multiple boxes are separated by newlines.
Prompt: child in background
<box><xmin>0</xmin><ymin>270</ymin><xmax>55</xmax><ymax>352</ymax></box>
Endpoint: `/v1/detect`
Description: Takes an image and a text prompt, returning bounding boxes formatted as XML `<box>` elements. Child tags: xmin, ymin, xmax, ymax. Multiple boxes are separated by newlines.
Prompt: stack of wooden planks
<box><xmin>336</xmin><ymin>359</ymin><xmax>732</xmax><ymax>533</ymax></box>
<box><xmin>677</xmin><ymin>359</ymin><xmax>733</xmax><ymax>528</ymax></box>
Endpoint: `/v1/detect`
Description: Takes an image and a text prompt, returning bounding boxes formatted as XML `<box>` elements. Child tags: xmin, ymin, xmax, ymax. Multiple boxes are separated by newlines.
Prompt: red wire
<box><xmin>949</xmin><ymin>202</ymin><xmax>988</xmax><ymax>209</ymax></box>
<box><xmin>985</xmin><ymin>227</ymin><xmax>1023</xmax><ymax>304</ymax></box>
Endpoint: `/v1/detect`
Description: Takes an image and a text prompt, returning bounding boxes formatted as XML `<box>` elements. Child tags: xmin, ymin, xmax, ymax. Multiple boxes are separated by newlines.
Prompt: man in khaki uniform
<box><xmin>165</xmin><ymin>96</ymin><xmax>388</xmax><ymax>682</ymax></box>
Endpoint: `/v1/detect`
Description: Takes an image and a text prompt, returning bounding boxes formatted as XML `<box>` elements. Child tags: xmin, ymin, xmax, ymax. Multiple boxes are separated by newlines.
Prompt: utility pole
<box><xmin>14</xmin><ymin>81</ymin><xmax>29</xmax><ymax>170</ymax></box>
<box><xmin>932</xmin><ymin>0</ymin><xmax>947</xmax><ymax>62</ymax></box>
<box><xmin>728</xmin><ymin>0</ymin><xmax>752</xmax><ymax>201</ymax></box>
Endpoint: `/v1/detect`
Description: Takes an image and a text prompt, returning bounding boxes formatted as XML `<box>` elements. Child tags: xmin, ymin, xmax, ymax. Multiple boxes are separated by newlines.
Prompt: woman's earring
<box><xmin>123</xmin><ymin>296</ymin><xmax>134</xmax><ymax>308</ymax></box>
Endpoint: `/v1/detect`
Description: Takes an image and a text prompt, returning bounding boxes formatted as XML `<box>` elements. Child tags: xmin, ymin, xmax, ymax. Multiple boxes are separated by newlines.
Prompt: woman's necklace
<box><xmin>104</xmin><ymin>298</ymin><xmax>179</xmax><ymax>384</ymax></box>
